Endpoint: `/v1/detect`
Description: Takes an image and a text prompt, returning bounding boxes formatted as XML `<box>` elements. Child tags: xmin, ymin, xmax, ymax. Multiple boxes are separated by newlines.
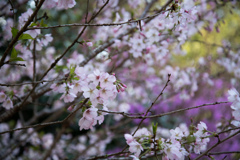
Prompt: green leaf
<box><xmin>11</xmin><ymin>27</ymin><xmax>18</xmax><ymax>38</ymax></box>
<box><xmin>186</xmin><ymin>135</ymin><xmax>196</xmax><ymax>143</ymax></box>
<box><xmin>40</xmin><ymin>19</ymin><xmax>48</xmax><ymax>27</ymax></box>
<box><xmin>78</xmin><ymin>40</ymin><xmax>85</xmax><ymax>45</ymax></box>
<box><xmin>152</xmin><ymin>122</ymin><xmax>158</xmax><ymax>136</ymax></box>
<box><xmin>73</xmin><ymin>77</ymin><xmax>79</xmax><ymax>81</ymax></box>
<box><xmin>96</xmin><ymin>85</ymin><xmax>101</xmax><ymax>90</ymax></box>
<box><xmin>70</xmin><ymin>66</ymin><xmax>76</xmax><ymax>75</ymax></box>
<box><xmin>82</xmin><ymin>107</ymin><xmax>86</xmax><ymax>113</ymax></box>
<box><xmin>18</xmin><ymin>34</ymin><xmax>34</xmax><ymax>40</ymax></box>
<box><xmin>87</xmin><ymin>100</ymin><xmax>92</xmax><ymax>106</ymax></box>
<box><xmin>9</xmin><ymin>57</ymin><xmax>25</xmax><ymax>62</ymax></box>
<box><xmin>11</xmin><ymin>48</ymin><xmax>18</xmax><ymax>58</ymax></box>
<box><xmin>29</xmin><ymin>22</ymin><xmax>37</xmax><ymax>27</ymax></box>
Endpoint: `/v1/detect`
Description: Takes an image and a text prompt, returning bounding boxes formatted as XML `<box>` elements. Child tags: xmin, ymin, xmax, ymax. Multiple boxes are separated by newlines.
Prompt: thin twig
<box><xmin>0</xmin><ymin>78</ymin><xmax>63</xmax><ymax>87</ymax></box>
<box><xmin>27</xmin><ymin>8</ymin><xmax>172</xmax><ymax>30</ymax></box>
<box><xmin>0</xmin><ymin>98</ymin><xmax>89</xmax><ymax>135</ymax></box>
<box><xmin>194</xmin><ymin>130</ymin><xmax>240</xmax><ymax>160</ymax></box>
<box><xmin>132</xmin><ymin>74</ymin><xmax>171</xmax><ymax>136</ymax></box>
<box><xmin>208</xmin><ymin>151</ymin><xmax>240</xmax><ymax>155</ymax></box>
<box><xmin>98</xmin><ymin>101</ymin><xmax>229</xmax><ymax>119</ymax></box>
<box><xmin>2</xmin><ymin>62</ymin><xmax>26</xmax><ymax>67</ymax></box>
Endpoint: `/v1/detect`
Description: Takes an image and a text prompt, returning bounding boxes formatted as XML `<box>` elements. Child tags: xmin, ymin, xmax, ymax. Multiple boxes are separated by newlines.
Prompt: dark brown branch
<box><xmin>208</xmin><ymin>151</ymin><xmax>240</xmax><ymax>155</ymax></box>
<box><xmin>27</xmin><ymin>7</ymin><xmax>171</xmax><ymax>30</ymax></box>
<box><xmin>132</xmin><ymin>74</ymin><xmax>171</xmax><ymax>136</ymax></box>
<box><xmin>194</xmin><ymin>130</ymin><xmax>240</xmax><ymax>160</ymax></box>
<box><xmin>0</xmin><ymin>98</ymin><xmax>89</xmax><ymax>135</ymax></box>
<box><xmin>0</xmin><ymin>78</ymin><xmax>63</xmax><ymax>87</ymax></box>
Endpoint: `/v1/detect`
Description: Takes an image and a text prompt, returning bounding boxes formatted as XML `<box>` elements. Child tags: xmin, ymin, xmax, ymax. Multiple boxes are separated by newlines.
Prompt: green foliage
<box><xmin>152</xmin><ymin>122</ymin><xmax>158</xmax><ymax>136</ymax></box>
<box><xmin>40</xmin><ymin>19</ymin><xmax>48</xmax><ymax>27</ymax></box>
<box><xmin>11</xmin><ymin>27</ymin><xmax>18</xmax><ymax>38</ymax></box>
<box><xmin>9</xmin><ymin>48</ymin><xmax>25</xmax><ymax>62</ymax></box>
<box><xmin>29</xmin><ymin>22</ymin><xmax>37</xmax><ymax>27</ymax></box>
<box><xmin>18</xmin><ymin>33</ymin><xmax>34</xmax><ymax>40</ymax></box>
<box><xmin>10</xmin><ymin>48</ymin><xmax>18</xmax><ymax>58</ymax></box>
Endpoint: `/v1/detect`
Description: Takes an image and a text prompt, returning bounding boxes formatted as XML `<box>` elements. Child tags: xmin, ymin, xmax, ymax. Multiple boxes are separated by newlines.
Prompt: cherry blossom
<box><xmin>88</xmin><ymin>69</ymin><xmax>102</xmax><ymax>85</ymax></box>
<box><xmin>58</xmin><ymin>0</ymin><xmax>76</xmax><ymax>9</ymax></box>
<box><xmin>163</xmin><ymin>139</ymin><xmax>188</xmax><ymax>160</ymax></box>
<box><xmin>124</xmin><ymin>134</ymin><xmax>134</xmax><ymax>144</ymax></box>
<box><xmin>128</xmin><ymin>140</ymin><xmax>143</xmax><ymax>157</ymax></box>
<box><xmin>78</xmin><ymin>108</ymin><xmax>99</xmax><ymax>131</ymax></box>
<box><xmin>82</xmin><ymin>83</ymin><xmax>99</xmax><ymax>99</ymax></box>
<box><xmin>0</xmin><ymin>92</ymin><xmax>6</xmax><ymax>102</ymax></box>
<box><xmin>2</xmin><ymin>97</ymin><xmax>13</xmax><ymax>110</ymax></box>
<box><xmin>228</xmin><ymin>88</ymin><xmax>240</xmax><ymax>103</ymax></box>
<box><xmin>228</xmin><ymin>88</ymin><xmax>240</xmax><ymax>125</ymax></box>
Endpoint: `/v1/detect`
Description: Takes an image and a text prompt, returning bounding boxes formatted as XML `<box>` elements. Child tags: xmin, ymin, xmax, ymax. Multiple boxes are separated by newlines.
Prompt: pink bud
<box><xmin>86</xmin><ymin>42</ymin><xmax>93</xmax><ymax>47</ymax></box>
<box><xmin>113</xmin><ymin>28</ymin><xmax>119</xmax><ymax>33</ymax></box>
<box><xmin>122</xmin><ymin>83</ymin><xmax>127</xmax><ymax>88</ymax></box>
<box><xmin>146</xmin><ymin>47</ymin><xmax>151</xmax><ymax>54</ymax></box>
<box><xmin>68</xmin><ymin>106</ymin><xmax>74</xmax><ymax>111</ymax></box>
<box><xmin>120</xmin><ymin>88</ymin><xmax>125</xmax><ymax>92</ymax></box>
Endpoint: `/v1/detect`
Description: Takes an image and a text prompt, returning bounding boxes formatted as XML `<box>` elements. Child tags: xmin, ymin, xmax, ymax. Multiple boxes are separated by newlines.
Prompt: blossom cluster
<box><xmin>228</xmin><ymin>88</ymin><xmax>240</xmax><ymax>127</ymax></box>
<box><xmin>51</xmin><ymin>66</ymin><xmax>120</xmax><ymax>130</ymax></box>
<box><xmin>0</xmin><ymin>92</ymin><xmax>13</xmax><ymax>110</ymax></box>
<box><xmin>124</xmin><ymin>122</ymin><xmax>210</xmax><ymax>159</ymax></box>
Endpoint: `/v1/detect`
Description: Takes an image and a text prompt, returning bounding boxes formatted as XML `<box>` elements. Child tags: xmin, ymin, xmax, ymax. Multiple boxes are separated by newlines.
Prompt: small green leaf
<box><xmin>186</xmin><ymin>135</ymin><xmax>196</xmax><ymax>143</ymax></box>
<box><xmin>18</xmin><ymin>34</ymin><xmax>34</xmax><ymax>40</ymax></box>
<box><xmin>9</xmin><ymin>57</ymin><xmax>25</xmax><ymax>62</ymax></box>
<box><xmin>87</xmin><ymin>100</ymin><xmax>92</xmax><ymax>106</ymax></box>
<box><xmin>78</xmin><ymin>40</ymin><xmax>85</xmax><ymax>45</ymax></box>
<box><xmin>11</xmin><ymin>27</ymin><xmax>18</xmax><ymax>38</ymax></box>
<box><xmin>29</xmin><ymin>22</ymin><xmax>37</xmax><ymax>27</ymax></box>
<box><xmin>70</xmin><ymin>66</ymin><xmax>76</xmax><ymax>75</ymax></box>
<box><xmin>152</xmin><ymin>122</ymin><xmax>158</xmax><ymax>136</ymax></box>
<box><xmin>73</xmin><ymin>77</ymin><xmax>79</xmax><ymax>81</ymax></box>
<box><xmin>82</xmin><ymin>107</ymin><xmax>86</xmax><ymax>113</ymax></box>
<box><xmin>96</xmin><ymin>85</ymin><xmax>101</xmax><ymax>90</ymax></box>
<box><xmin>40</xmin><ymin>19</ymin><xmax>48</xmax><ymax>27</ymax></box>
<box><xmin>11</xmin><ymin>48</ymin><xmax>18</xmax><ymax>58</ymax></box>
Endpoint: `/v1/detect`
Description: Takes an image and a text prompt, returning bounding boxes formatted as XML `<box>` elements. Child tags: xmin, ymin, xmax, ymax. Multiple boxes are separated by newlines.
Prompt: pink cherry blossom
<box><xmin>83</xmin><ymin>108</ymin><xmax>98</xmax><ymax>120</ymax></box>
<box><xmin>163</xmin><ymin>140</ymin><xmax>187</xmax><ymax>160</ymax></box>
<box><xmin>2</xmin><ymin>97</ymin><xmax>13</xmax><ymax>110</ymax></box>
<box><xmin>60</xmin><ymin>92</ymin><xmax>77</xmax><ymax>103</ymax></box>
<box><xmin>124</xmin><ymin>134</ymin><xmax>134</xmax><ymax>144</ymax></box>
<box><xmin>88</xmin><ymin>69</ymin><xmax>102</xmax><ymax>85</ymax></box>
<box><xmin>228</xmin><ymin>88</ymin><xmax>240</xmax><ymax>103</ymax></box>
<box><xmin>128</xmin><ymin>140</ymin><xmax>143</xmax><ymax>157</ymax></box>
<box><xmin>86</xmin><ymin>42</ymin><xmax>93</xmax><ymax>47</ymax></box>
<box><xmin>78</xmin><ymin>116</ymin><xmax>97</xmax><ymax>131</ymax></box>
<box><xmin>57</xmin><ymin>0</ymin><xmax>76</xmax><ymax>9</ymax></box>
<box><xmin>99</xmin><ymin>73</ymin><xmax>116</xmax><ymax>87</ymax></box>
<box><xmin>40</xmin><ymin>34</ymin><xmax>53</xmax><ymax>46</ymax></box>
<box><xmin>18</xmin><ymin>9</ymin><xmax>33</xmax><ymax>28</ymax></box>
<box><xmin>25</xmin><ymin>28</ymin><xmax>41</xmax><ymax>38</ymax></box>
<box><xmin>0</xmin><ymin>92</ymin><xmax>7</xmax><ymax>102</ymax></box>
<box><xmin>134</xmin><ymin>128</ymin><xmax>151</xmax><ymax>138</ymax></box>
<box><xmin>82</xmin><ymin>83</ymin><xmax>99</xmax><ymax>98</ymax></box>
<box><xmin>170</xmin><ymin>127</ymin><xmax>184</xmax><ymax>140</ymax></box>
<box><xmin>43</xmin><ymin>0</ymin><xmax>58</xmax><ymax>9</ymax></box>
